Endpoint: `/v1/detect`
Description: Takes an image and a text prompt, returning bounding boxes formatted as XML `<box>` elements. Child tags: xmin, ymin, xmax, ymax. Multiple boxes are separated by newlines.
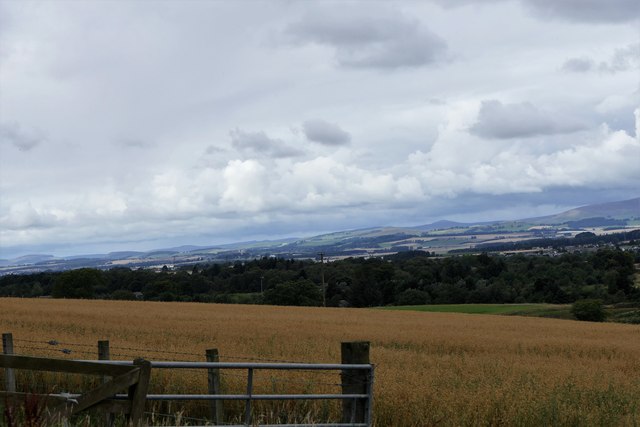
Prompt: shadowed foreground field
<box><xmin>1</xmin><ymin>298</ymin><xmax>640</xmax><ymax>426</ymax></box>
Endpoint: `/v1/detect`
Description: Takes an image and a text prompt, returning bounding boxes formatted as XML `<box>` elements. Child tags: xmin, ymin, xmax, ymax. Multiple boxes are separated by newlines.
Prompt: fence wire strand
<box><xmin>14</xmin><ymin>336</ymin><xmax>337</xmax><ymax>365</ymax></box>
<box><xmin>7</xmin><ymin>335</ymin><xmax>371</xmax><ymax>388</ymax></box>
<box><xmin>12</xmin><ymin>344</ymin><xmax>96</xmax><ymax>357</ymax></box>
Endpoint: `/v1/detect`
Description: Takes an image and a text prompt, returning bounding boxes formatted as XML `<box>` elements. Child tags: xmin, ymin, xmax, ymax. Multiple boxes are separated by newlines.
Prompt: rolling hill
<box><xmin>1</xmin><ymin>197</ymin><xmax>638</xmax><ymax>273</ymax></box>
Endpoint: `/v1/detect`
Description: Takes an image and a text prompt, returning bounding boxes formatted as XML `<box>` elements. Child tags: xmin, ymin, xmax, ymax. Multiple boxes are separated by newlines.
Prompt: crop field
<box><xmin>2</xmin><ymin>298</ymin><xmax>640</xmax><ymax>426</ymax></box>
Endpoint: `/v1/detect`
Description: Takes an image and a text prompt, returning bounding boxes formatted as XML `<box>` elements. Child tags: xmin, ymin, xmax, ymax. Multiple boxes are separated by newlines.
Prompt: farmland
<box><xmin>382</xmin><ymin>303</ymin><xmax>565</xmax><ymax>315</ymax></box>
<box><xmin>385</xmin><ymin>303</ymin><xmax>640</xmax><ymax>323</ymax></box>
<box><xmin>2</xmin><ymin>298</ymin><xmax>640</xmax><ymax>426</ymax></box>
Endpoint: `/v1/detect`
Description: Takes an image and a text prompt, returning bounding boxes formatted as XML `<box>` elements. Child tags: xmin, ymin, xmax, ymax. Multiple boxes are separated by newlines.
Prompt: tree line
<box><xmin>0</xmin><ymin>248</ymin><xmax>637</xmax><ymax>307</ymax></box>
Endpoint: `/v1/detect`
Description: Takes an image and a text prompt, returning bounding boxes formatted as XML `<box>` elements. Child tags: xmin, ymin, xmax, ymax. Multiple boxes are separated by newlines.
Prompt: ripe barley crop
<box><xmin>1</xmin><ymin>298</ymin><xmax>640</xmax><ymax>426</ymax></box>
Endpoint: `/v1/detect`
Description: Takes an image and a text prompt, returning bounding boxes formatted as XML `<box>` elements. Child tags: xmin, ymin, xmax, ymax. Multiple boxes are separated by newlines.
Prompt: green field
<box><xmin>383</xmin><ymin>303</ymin><xmax>640</xmax><ymax>323</ymax></box>
<box><xmin>383</xmin><ymin>303</ymin><xmax>570</xmax><ymax>316</ymax></box>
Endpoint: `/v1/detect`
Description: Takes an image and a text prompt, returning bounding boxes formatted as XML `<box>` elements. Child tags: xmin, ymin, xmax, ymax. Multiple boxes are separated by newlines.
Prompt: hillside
<box><xmin>528</xmin><ymin>197</ymin><xmax>640</xmax><ymax>224</ymax></box>
<box><xmin>1</xmin><ymin>197</ymin><xmax>638</xmax><ymax>273</ymax></box>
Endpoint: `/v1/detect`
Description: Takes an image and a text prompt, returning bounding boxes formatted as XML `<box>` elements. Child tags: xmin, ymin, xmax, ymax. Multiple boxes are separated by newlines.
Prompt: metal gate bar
<box><xmin>71</xmin><ymin>359</ymin><xmax>374</xmax><ymax>426</ymax></box>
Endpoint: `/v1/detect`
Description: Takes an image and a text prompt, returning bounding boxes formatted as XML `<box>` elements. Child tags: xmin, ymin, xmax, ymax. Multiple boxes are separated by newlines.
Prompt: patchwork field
<box><xmin>1</xmin><ymin>298</ymin><xmax>640</xmax><ymax>426</ymax></box>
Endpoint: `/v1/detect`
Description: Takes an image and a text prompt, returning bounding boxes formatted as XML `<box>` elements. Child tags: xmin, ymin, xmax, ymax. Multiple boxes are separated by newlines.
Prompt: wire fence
<box><xmin>3</xmin><ymin>333</ymin><xmax>374</xmax><ymax>426</ymax></box>
<box><xmin>12</xmin><ymin>337</ymin><xmax>323</xmax><ymax>363</ymax></box>
<box><xmin>9</xmin><ymin>337</ymin><xmax>371</xmax><ymax>389</ymax></box>
<box><xmin>10</xmin><ymin>337</ymin><xmax>349</xmax><ymax>381</ymax></box>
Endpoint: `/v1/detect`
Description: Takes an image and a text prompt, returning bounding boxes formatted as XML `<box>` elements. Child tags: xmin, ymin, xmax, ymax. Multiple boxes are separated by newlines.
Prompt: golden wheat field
<box><xmin>2</xmin><ymin>298</ymin><xmax>640</xmax><ymax>426</ymax></box>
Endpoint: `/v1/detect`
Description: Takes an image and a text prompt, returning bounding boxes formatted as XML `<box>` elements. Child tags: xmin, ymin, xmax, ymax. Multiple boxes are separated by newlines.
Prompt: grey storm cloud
<box><xmin>117</xmin><ymin>137</ymin><xmax>155</xmax><ymax>149</ymax></box>
<box><xmin>286</xmin><ymin>8</ymin><xmax>447</xmax><ymax>69</ymax></box>
<box><xmin>303</xmin><ymin>120</ymin><xmax>351</xmax><ymax>146</ymax></box>
<box><xmin>562</xmin><ymin>57</ymin><xmax>595</xmax><ymax>73</ymax></box>
<box><xmin>470</xmin><ymin>100</ymin><xmax>586</xmax><ymax>139</ymax></box>
<box><xmin>563</xmin><ymin>43</ymin><xmax>640</xmax><ymax>74</ymax></box>
<box><xmin>429</xmin><ymin>0</ymin><xmax>501</xmax><ymax>8</ymax></box>
<box><xmin>205</xmin><ymin>145</ymin><xmax>226</xmax><ymax>155</ymax></box>
<box><xmin>0</xmin><ymin>122</ymin><xmax>44</xmax><ymax>151</ymax></box>
<box><xmin>524</xmin><ymin>0</ymin><xmax>640</xmax><ymax>23</ymax></box>
<box><xmin>429</xmin><ymin>0</ymin><xmax>640</xmax><ymax>23</ymax></box>
<box><xmin>230</xmin><ymin>129</ymin><xmax>303</xmax><ymax>158</ymax></box>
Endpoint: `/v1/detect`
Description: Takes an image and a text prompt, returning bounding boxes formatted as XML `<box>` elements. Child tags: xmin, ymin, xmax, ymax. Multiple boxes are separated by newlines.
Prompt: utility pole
<box><xmin>318</xmin><ymin>252</ymin><xmax>326</xmax><ymax>307</ymax></box>
<box><xmin>260</xmin><ymin>275</ymin><xmax>264</xmax><ymax>294</ymax></box>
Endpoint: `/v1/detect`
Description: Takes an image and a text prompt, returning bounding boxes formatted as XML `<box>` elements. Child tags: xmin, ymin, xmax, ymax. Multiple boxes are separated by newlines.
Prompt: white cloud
<box><xmin>1</xmin><ymin>202</ymin><xmax>56</xmax><ymax>230</ymax></box>
<box><xmin>409</xmin><ymin>104</ymin><xmax>640</xmax><ymax>196</ymax></box>
<box><xmin>596</xmin><ymin>91</ymin><xmax>639</xmax><ymax>115</ymax></box>
<box><xmin>221</xmin><ymin>160</ymin><xmax>269</xmax><ymax>212</ymax></box>
<box><xmin>0</xmin><ymin>1</ymin><xmax>638</xmax><ymax>257</ymax></box>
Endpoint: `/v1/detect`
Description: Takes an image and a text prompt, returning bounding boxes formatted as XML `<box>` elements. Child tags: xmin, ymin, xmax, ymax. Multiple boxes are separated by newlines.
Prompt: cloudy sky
<box><xmin>0</xmin><ymin>0</ymin><xmax>639</xmax><ymax>258</ymax></box>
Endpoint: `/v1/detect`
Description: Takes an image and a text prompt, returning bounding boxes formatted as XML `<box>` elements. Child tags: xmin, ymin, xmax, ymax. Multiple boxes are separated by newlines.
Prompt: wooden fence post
<box><xmin>2</xmin><ymin>333</ymin><xmax>16</xmax><ymax>392</ymax></box>
<box><xmin>98</xmin><ymin>340</ymin><xmax>113</xmax><ymax>427</ymax></box>
<box><xmin>341</xmin><ymin>341</ymin><xmax>370</xmax><ymax>424</ymax></box>
<box><xmin>128</xmin><ymin>359</ymin><xmax>151</xmax><ymax>426</ymax></box>
<box><xmin>98</xmin><ymin>340</ymin><xmax>110</xmax><ymax>361</ymax></box>
<box><xmin>206</xmin><ymin>348</ymin><xmax>224</xmax><ymax>425</ymax></box>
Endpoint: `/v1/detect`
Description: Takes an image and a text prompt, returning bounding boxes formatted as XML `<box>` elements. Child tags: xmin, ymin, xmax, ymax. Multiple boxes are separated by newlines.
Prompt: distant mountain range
<box><xmin>526</xmin><ymin>197</ymin><xmax>640</xmax><ymax>224</ymax></box>
<box><xmin>1</xmin><ymin>197</ymin><xmax>638</xmax><ymax>274</ymax></box>
<box><xmin>415</xmin><ymin>219</ymin><xmax>484</xmax><ymax>231</ymax></box>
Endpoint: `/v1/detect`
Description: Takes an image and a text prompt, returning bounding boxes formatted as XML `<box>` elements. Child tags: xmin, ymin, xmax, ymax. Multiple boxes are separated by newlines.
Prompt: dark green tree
<box><xmin>263</xmin><ymin>280</ymin><xmax>322</xmax><ymax>306</ymax></box>
<box><xmin>52</xmin><ymin>268</ymin><xmax>105</xmax><ymax>299</ymax></box>
<box><xmin>396</xmin><ymin>288</ymin><xmax>430</xmax><ymax>306</ymax></box>
<box><xmin>571</xmin><ymin>299</ymin><xmax>606</xmax><ymax>322</ymax></box>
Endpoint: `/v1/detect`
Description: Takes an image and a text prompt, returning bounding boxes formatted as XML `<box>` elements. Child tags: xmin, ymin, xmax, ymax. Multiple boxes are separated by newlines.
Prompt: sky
<box><xmin>0</xmin><ymin>0</ymin><xmax>639</xmax><ymax>258</ymax></box>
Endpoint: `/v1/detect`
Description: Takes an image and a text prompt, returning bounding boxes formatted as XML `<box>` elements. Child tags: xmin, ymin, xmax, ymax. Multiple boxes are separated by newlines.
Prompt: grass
<box><xmin>381</xmin><ymin>303</ymin><xmax>560</xmax><ymax>315</ymax></box>
<box><xmin>2</xmin><ymin>298</ymin><xmax>640</xmax><ymax>426</ymax></box>
<box><xmin>384</xmin><ymin>303</ymin><xmax>640</xmax><ymax>322</ymax></box>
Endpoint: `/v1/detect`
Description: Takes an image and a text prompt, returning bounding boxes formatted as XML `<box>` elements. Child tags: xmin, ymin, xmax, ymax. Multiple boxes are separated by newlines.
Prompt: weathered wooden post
<box><xmin>2</xmin><ymin>333</ymin><xmax>16</xmax><ymax>392</ymax></box>
<box><xmin>206</xmin><ymin>348</ymin><xmax>224</xmax><ymax>424</ymax></box>
<box><xmin>341</xmin><ymin>341</ymin><xmax>370</xmax><ymax>424</ymax></box>
<box><xmin>98</xmin><ymin>340</ymin><xmax>110</xmax><ymax>361</ymax></box>
<box><xmin>98</xmin><ymin>340</ymin><xmax>113</xmax><ymax>427</ymax></box>
<box><xmin>128</xmin><ymin>359</ymin><xmax>151</xmax><ymax>426</ymax></box>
